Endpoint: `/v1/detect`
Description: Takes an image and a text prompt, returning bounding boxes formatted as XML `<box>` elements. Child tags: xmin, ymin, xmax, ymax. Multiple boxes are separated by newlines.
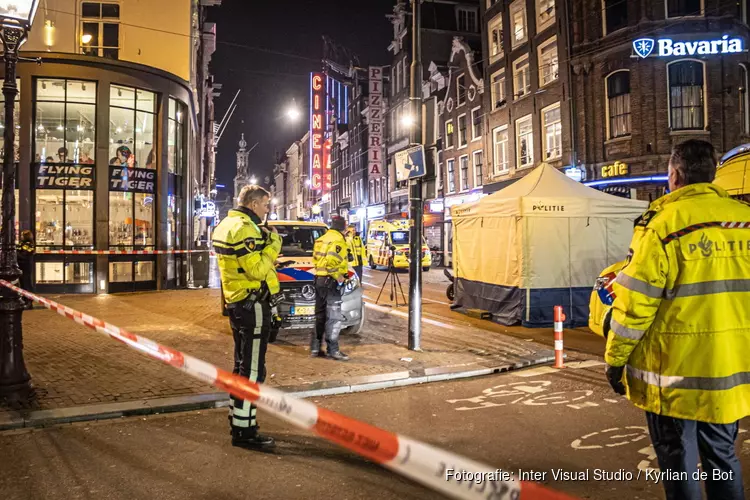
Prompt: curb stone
<box><xmin>0</xmin><ymin>351</ymin><xmax>557</xmax><ymax>432</ymax></box>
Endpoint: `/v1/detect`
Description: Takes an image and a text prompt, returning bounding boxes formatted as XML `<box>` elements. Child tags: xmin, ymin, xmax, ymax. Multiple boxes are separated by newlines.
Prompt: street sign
<box><xmin>395</xmin><ymin>145</ymin><xmax>426</xmax><ymax>182</ymax></box>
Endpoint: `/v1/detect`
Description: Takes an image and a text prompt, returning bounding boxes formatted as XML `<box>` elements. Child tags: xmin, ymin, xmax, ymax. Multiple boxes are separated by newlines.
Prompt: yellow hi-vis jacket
<box><xmin>313</xmin><ymin>229</ymin><xmax>349</xmax><ymax>281</ymax></box>
<box><xmin>346</xmin><ymin>234</ymin><xmax>367</xmax><ymax>266</ymax></box>
<box><xmin>605</xmin><ymin>183</ymin><xmax>750</xmax><ymax>424</ymax></box>
<box><xmin>212</xmin><ymin>207</ymin><xmax>282</xmax><ymax>304</ymax></box>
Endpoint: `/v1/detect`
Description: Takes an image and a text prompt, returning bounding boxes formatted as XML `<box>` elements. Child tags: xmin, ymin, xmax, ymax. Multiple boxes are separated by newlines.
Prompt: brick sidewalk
<box><xmin>1</xmin><ymin>288</ymin><xmax>552</xmax><ymax>413</ymax></box>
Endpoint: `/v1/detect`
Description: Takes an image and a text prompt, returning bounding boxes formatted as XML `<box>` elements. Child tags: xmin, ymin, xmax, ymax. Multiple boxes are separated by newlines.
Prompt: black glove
<box><xmin>606</xmin><ymin>364</ymin><xmax>626</xmax><ymax>395</ymax></box>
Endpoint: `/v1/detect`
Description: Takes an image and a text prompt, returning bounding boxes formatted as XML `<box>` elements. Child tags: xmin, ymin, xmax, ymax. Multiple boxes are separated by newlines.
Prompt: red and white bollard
<box><xmin>553</xmin><ymin>305</ymin><xmax>566</xmax><ymax>368</ymax></box>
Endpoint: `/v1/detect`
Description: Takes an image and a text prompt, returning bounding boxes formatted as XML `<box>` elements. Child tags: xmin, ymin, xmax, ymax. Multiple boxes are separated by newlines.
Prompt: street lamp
<box><xmin>286</xmin><ymin>106</ymin><xmax>300</xmax><ymax>122</ymax></box>
<box><xmin>0</xmin><ymin>0</ymin><xmax>40</xmax><ymax>404</ymax></box>
<box><xmin>401</xmin><ymin>114</ymin><xmax>415</xmax><ymax>128</ymax></box>
<box><xmin>250</xmin><ymin>176</ymin><xmax>257</xmax><ymax>185</ymax></box>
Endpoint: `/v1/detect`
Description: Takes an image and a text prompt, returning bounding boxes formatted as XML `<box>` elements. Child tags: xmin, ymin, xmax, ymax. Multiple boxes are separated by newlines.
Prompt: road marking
<box><xmin>564</xmin><ymin>360</ymin><xmax>605</xmax><ymax>369</ymax></box>
<box><xmin>603</xmin><ymin>398</ymin><xmax>621</xmax><ymax>403</ymax></box>
<box><xmin>364</xmin><ymin>301</ymin><xmax>456</xmax><ymax>330</ymax></box>
<box><xmin>516</xmin><ymin>366</ymin><xmax>559</xmax><ymax>377</ymax></box>
<box><xmin>423</xmin><ymin>297</ymin><xmax>452</xmax><ymax>306</ymax></box>
<box><xmin>567</xmin><ymin>401</ymin><xmax>600</xmax><ymax>410</ymax></box>
<box><xmin>363</xmin><ymin>282</ymin><xmax>379</xmax><ymax>289</ymax></box>
<box><xmin>570</xmin><ymin>426</ymin><xmax>648</xmax><ymax>450</ymax></box>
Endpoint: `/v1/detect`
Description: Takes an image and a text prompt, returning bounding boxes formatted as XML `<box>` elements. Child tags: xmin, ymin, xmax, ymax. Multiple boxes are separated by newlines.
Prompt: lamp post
<box><xmin>0</xmin><ymin>0</ymin><xmax>40</xmax><ymax>404</ymax></box>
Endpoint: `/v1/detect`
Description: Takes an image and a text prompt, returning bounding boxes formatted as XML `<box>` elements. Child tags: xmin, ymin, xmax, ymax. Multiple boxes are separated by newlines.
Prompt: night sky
<box><xmin>208</xmin><ymin>0</ymin><xmax>395</xmax><ymax>190</ymax></box>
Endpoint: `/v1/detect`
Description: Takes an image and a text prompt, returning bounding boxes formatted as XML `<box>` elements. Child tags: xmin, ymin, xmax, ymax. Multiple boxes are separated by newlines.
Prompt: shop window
<box><xmin>493</xmin><ymin>126</ymin><xmax>509</xmax><ymax>175</ymax></box>
<box><xmin>36</xmin><ymin>261</ymin><xmax>92</xmax><ymax>285</ymax></box>
<box><xmin>471</xmin><ymin>107</ymin><xmax>482</xmax><ymax>140</ymax></box>
<box><xmin>473</xmin><ymin>150</ymin><xmax>484</xmax><ymax>187</ymax></box>
<box><xmin>538</xmin><ymin>37</ymin><xmax>559</xmax><ymax>86</ymax></box>
<box><xmin>460</xmin><ymin>156</ymin><xmax>469</xmax><ymax>191</ymax></box>
<box><xmin>510</xmin><ymin>0</ymin><xmax>528</xmax><ymax>48</ymax></box>
<box><xmin>542</xmin><ymin>103</ymin><xmax>562</xmax><ymax>160</ymax></box>
<box><xmin>167</xmin><ymin>194</ymin><xmax>182</xmax><ymax>249</ymax></box>
<box><xmin>109</xmin><ymin>192</ymin><xmax>154</xmax><ymax>247</ymax></box>
<box><xmin>513</xmin><ymin>55</ymin><xmax>531</xmax><ymax>100</ymax></box>
<box><xmin>606</xmin><ymin>70</ymin><xmax>631</xmax><ymax>138</ymax></box>
<box><xmin>447</xmin><ymin>159</ymin><xmax>456</xmax><ymax>193</ymax></box>
<box><xmin>80</xmin><ymin>2</ymin><xmax>120</xmax><ymax>59</ymax></box>
<box><xmin>35</xmin><ymin>79</ymin><xmax>96</xmax><ymax>164</ymax></box>
<box><xmin>603</xmin><ymin>0</ymin><xmax>628</xmax><ymax>35</ymax></box>
<box><xmin>741</xmin><ymin>65</ymin><xmax>749</xmax><ymax>136</ymax></box>
<box><xmin>491</xmin><ymin>70</ymin><xmax>506</xmax><ymax>110</ymax></box>
<box><xmin>668</xmin><ymin>60</ymin><xmax>705</xmax><ymax>131</ymax></box>
<box><xmin>666</xmin><ymin>0</ymin><xmax>702</xmax><ymax>18</ymax></box>
<box><xmin>110</xmin><ymin>85</ymin><xmax>156</xmax><ymax>168</ymax></box>
<box><xmin>458</xmin><ymin>114</ymin><xmax>468</xmax><ymax>147</ymax></box>
<box><xmin>35</xmin><ymin>190</ymin><xmax>94</xmax><ymax>247</ymax></box>
<box><xmin>109</xmin><ymin>261</ymin><xmax>132</xmax><ymax>282</ymax></box>
<box><xmin>0</xmin><ymin>79</ymin><xmax>20</xmax><ymax>163</ymax></box>
<box><xmin>537</xmin><ymin>0</ymin><xmax>556</xmax><ymax>32</ymax></box>
<box><xmin>135</xmin><ymin>261</ymin><xmax>154</xmax><ymax>281</ymax></box>
<box><xmin>457</xmin><ymin>74</ymin><xmax>466</xmax><ymax>107</ymax></box>
<box><xmin>488</xmin><ymin>14</ymin><xmax>503</xmax><ymax>61</ymax></box>
<box><xmin>168</xmin><ymin>98</ymin><xmax>186</xmax><ymax>175</ymax></box>
<box><xmin>516</xmin><ymin>115</ymin><xmax>534</xmax><ymax>168</ymax></box>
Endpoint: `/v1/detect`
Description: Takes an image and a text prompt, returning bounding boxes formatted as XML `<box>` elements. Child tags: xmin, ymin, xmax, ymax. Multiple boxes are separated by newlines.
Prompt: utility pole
<box><xmin>407</xmin><ymin>0</ymin><xmax>423</xmax><ymax>351</ymax></box>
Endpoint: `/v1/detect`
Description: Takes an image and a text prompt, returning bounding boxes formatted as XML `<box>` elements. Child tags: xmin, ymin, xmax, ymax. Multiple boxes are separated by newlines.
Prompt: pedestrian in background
<box><xmin>212</xmin><ymin>184</ymin><xmax>282</xmax><ymax>450</ymax></box>
<box><xmin>17</xmin><ymin>230</ymin><xmax>35</xmax><ymax>310</ymax></box>
<box><xmin>345</xmin><ymin>223</ymin><xmax>366</xmax><ymax>280</ymax></box>
<box><xmin>605</xmin><ymin>139</ymin><xmax>750</xmax><ymax>500</ymax></box>
<box><xmin>311</xmin><ymin>216</ymin><xmax>350</xmax><ymax>361</ymax></box>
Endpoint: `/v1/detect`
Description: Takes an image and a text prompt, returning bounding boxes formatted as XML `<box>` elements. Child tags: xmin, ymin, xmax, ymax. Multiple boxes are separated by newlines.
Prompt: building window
<box><xmin>110</xmin><ymin>85</ymin><xmax>156</xmax><ymax>168</ymax></box>
<box><xmin>603</xmin><ymin>0</ymin><xmax>628</xmax><ymax>35</ymax></box>
<box><xmin>513</xmin><ymin>55</ymin><xmax>531</xmax><ymax>100</ymax></box>
<box><xmin>471</xmin><ymin>107</ymin><xmax>483</xmax><ymax>140</ymax></box>
<box><xmin>491</xmin><ymin>70</ymin><xmax>506</xmax><ymax>109</ymax></box>
<box><xmin>35</xmin><ymin>190</ymin><xmax>95</xmax><ymax>247</ymax></box>
<box><xmin>447</xmin><ymin>159</ymin><xmax>456</xmax><ymax>193</ymax></box>
<box><xmin>741</xmin><ymin>65</ymin><xmax>749</xmax><ymax>135</ymax></box>
<box><xmin>109</xmin><ymin>192</ymin><xmax>154</xmax><ymax>247</ymax></box>
<box><xmin>80</xmin><ymin>2</ymin><xmax>120</xmax><ymax>59</ymax></box>
<box><xmin>457</xmin><ymin>7</ymin><xmax>478</xmax><ymax>32</ymax></box>
<box><xmin>35</xmin><ymin>79</ymin><xmax>96</xmax><ymax>164</ymax></box>
<box><xmin>460</xmin><ymin>155</ymin><xmax>470</xmax><ymax>191</ymax></box>
<box><xmin>446</xmin><ymin>119</ymin><xmax>455</xmax><ymax>148</ymax></box>
<box><xmin>516</xmin><ymin>115</ymin><xmax>534</xmax><ymax>168</ymax></box>
<box><xmin>510</xmin><ymin>0</ymin><xmax>528</xmax><ymax>48</ymax></box>
<box><xmin>666</xmin><ymin>0</ymin><xmax>703</xmax><ymax>18</ymax></box>
<box><xmin>542</xmin><ymin>103</ymin><xmax>562</xmax><ymax>160</ymax></box>
<box><xmin>668</xmin><ymin>60</ymin><xmax>705</xmax><ymax>131</ymax></box>
<box><xmin>168</xmin><ymin>98</ymin><xmax>186</xmax><ymax>175</ymax></box>
<box><xmin>537</xmin><ymin>0</ymin><xmax>556</xmax><ymax>31</ymax></box>
<box><xmin>36</xmin><ymin>261</ymin><xmax>93</xmax><ymax>285</ymax></box>
<box><xmin>538</xmin><ymin>37</ymin><xmax>559</xmax><ymax>86</ymax></box>
<box><xmin>458</xmin><ymin>114</ymin><xmax>468</xmax><ymax>147</ymax></box>
<box><xmin>489</xmin><ymin>14</ymin><xmax>503</xmax><ymax>61</ymax></box>
<box><xmin>493</xmin><ymin>126</ymin><xmax>509</xmax><ymax>175</ymax></box>
<box><xmin>606</xmin><ymin>70</ymin><xmax>631</xmax><ymax>138</ymax></box>
<box><xmin>457</xmin><ymin>74</ymin><xmax>466</xmax><ymax>107</ymax></box>
<box><xmin>473</xmin><ymin>150</ymin><xmax>484</xmax><ymax>187</ymax></box>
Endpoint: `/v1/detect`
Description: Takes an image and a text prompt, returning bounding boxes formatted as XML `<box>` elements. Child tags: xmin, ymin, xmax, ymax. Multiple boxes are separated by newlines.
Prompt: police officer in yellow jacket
<box><xmin>311</xmin><ymin>216</ymin><xmax>350</xmax><ymax>361</ymax></box>
<box><xmin>605</xmin><ymin>140</ymin><xmax>750</xmax><ymax>500</ymax></box>
<box><xmin>212</xmin><ymin>185</ymin><xmax>281</xmax><ymax>450</ymax></box>
<box><xmin>346</xmin><ymin>224</ymin><xmax>367</xmax><ymax>279</ymax></box>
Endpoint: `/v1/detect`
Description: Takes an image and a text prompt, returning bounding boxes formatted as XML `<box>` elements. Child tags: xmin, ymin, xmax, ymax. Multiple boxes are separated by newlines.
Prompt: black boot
<box><xmin>327</xmin><ymin>351</ymin><xmax>349</xmax><ymax>361</ymax></box>
<box><xmin>231</xmin><ymin>428</ymin><xmax>275</xmax><ymax>449</ymax></box>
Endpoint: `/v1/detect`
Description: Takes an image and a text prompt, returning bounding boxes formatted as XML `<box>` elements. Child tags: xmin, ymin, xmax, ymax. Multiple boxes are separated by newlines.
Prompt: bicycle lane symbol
<box><xmin>445</xmin><ymin>380</ymin><xmax>595</xmax><ymax>411</ymax></box>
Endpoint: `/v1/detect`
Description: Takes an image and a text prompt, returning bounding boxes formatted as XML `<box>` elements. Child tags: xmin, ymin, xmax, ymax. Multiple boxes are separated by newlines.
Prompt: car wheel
<box><xmin>342</xmin><ymin>303</ymin><xmax>365</xmax><ymax>336</ymax></box>
<box><xmin>369</xmin><ymin>256</ymin><xmax>377</xmax><ymax>270</ymax></box>
<box><xmin>446</xmin><ymin>283</ymin><xmax>455</xmax><ymax>302</ymax></box>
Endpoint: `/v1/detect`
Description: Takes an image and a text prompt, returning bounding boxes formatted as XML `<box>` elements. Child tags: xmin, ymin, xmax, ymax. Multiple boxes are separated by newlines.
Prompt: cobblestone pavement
<box><xmin>1</xmin><ymin>286</ymin><xmax>553</xmax><ymax>412</ymax></box>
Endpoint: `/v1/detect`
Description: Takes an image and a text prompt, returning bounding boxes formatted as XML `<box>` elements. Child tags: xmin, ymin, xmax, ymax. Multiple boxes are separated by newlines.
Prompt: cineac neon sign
<box><xmin>309</xmin><ymin>72</ymin><xmax>325</xmax><ymax>191</ymax></box>
<box><xmin>633</xmin><ymin>35</ymin><xmax>744</xmax><ymax>58</ymax></box>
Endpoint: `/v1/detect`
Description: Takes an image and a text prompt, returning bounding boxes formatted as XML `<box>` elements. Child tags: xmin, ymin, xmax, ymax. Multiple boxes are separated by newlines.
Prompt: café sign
<box><xmin>601</xmin><ymin>161</ymin><xmax>629</xmax><ymax>178</ymax></box>
<box><xmin>633</xmin><ymin>35</ymin><xmax>743</xmax><ymax>58</ymax></box>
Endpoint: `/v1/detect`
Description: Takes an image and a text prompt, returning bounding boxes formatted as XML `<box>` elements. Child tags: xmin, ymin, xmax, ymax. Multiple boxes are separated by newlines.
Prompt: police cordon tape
<box><xmin>36</xmin><ymin>249</ymin><xmax>215</xmax><ymax>255</ymax></box>
<box><xmin>0</xmin><ymin>279</ymin><xmax>577</xmax><ymax>500</ymax></box>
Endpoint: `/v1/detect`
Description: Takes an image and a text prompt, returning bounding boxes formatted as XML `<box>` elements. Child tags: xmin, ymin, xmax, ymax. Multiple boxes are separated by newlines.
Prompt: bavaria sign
<box><xmin>633</xmin><ymin>35</ymin><xmax>744</xmax><ymax>58</ymax></box>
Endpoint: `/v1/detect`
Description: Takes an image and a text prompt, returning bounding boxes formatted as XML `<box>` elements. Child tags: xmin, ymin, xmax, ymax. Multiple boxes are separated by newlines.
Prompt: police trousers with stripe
<box><xmin>228</xmin><ymin>298</ymin><xmax>271</xmax><ymax>431</ymax></box>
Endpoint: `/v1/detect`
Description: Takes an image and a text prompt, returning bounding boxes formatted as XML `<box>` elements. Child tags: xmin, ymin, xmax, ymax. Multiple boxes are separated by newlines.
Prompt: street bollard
<box><xmin>553</xmin><ymin>305</ymin><xmax>566</xmax><ymax>368</ymax></box>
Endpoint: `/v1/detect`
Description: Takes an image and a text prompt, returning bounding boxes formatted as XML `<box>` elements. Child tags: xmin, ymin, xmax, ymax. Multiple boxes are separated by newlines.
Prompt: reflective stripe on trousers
<box><xmin>228</xmin><ymin>300</ymin><xmax>267</xmax><ymax>429</ymax></box>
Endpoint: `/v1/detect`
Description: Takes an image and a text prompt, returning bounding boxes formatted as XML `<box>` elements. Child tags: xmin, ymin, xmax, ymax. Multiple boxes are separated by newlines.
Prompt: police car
<box><xmin>221</xmin><ymin>220</ymin><xmax>365</xmax><ymax>336</ymax></box>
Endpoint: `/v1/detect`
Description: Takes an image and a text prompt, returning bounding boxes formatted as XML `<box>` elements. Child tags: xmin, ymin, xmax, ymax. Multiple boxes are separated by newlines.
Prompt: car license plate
<box><xmin>292</xmin><ymin>306</ymin><xmax>315</xmax><ymax>316</ymax></box>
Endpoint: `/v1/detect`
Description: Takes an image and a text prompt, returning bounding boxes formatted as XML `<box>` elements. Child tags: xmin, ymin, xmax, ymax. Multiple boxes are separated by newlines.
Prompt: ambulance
<box><xmin>714</xmin><ymin>143</ymin><xmax>750</xmax><ymax>202</ymax></box>
<box><xmin>366</xmin><ymin>219</ymin><xmax>432</xmax><ymax>271</ymax></box>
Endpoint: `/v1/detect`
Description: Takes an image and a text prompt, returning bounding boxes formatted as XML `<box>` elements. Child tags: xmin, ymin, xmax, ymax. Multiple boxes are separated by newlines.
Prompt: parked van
<box><xmin>366</xmin><ymin>219</ymin><xmax>432</xmax><ymax>271</ymax></box>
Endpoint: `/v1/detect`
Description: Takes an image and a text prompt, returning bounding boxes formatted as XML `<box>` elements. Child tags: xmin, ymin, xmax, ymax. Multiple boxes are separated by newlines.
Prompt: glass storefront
<box><xmin>35</xmin><ymin>190</ymin><xmax>94</xmax><ymax>246</ymax></box>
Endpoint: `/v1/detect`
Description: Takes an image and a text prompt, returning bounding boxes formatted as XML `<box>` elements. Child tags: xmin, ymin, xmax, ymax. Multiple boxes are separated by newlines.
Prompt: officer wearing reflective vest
<box><xmin>605</xmin><ymin>140</ymin><xmax>750</xmax><ymax>500</ymax></box>
<box><xmin>212</xmin><ymin>185</ymin><xmax>282</xmax><ymax>450</ymax></box>
<box><xmin>345</xmin><ymin>224</ymin><xmax>367</xmax><ymax>279</ymax></box>
<box><xmin>311</xmin><ymin>216</ymin><xmax>350</xmax><ymax>361</ymax></box>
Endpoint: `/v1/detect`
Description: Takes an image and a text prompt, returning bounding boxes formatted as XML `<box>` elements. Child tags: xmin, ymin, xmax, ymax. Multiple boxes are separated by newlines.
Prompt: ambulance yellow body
<box><xmin>366</xmin><ymin>219</ymin><xmax>432</xmax><ymax>271</ymax></box>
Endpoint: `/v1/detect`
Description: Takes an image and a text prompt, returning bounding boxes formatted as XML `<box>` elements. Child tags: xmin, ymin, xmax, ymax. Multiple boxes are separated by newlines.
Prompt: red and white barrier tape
<box><xmin>36</xmin><ymin>249</ymin><xmax>214</xmax><ymax>255</ymax></box>
<box><xmin>0</xmin><ymin>280</ymin><xmax>576</xmax><ymax>500</ymax></box>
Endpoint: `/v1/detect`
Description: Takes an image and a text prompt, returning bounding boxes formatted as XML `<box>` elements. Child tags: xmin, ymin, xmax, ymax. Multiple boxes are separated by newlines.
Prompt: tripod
<box><xmin>376</xmin><ymin>253</ymin><xmax>408</xmax><ymax>307</ymax></box>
